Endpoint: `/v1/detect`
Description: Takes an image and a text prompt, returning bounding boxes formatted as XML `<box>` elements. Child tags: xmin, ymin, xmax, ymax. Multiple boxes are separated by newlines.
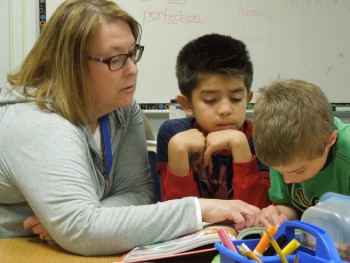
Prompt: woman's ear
<box><xmin>176</xmin><ymin>94</ymin><xmax>193</xmax><ymax>116</ymax></box>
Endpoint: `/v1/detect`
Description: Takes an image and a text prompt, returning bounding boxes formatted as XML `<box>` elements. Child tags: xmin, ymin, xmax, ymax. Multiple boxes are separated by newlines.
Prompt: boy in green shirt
<box><xmin>252</xmin><ymin>79</ymin><xmax>350</xmax><ymax>225</ymax></box>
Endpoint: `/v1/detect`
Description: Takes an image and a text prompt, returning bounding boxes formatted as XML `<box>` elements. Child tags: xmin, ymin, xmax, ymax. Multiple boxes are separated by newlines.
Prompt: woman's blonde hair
<box><xmin>7</xmin><ymin>0</ymin><xmax>141</xmax><ymax>126</ymax></box>
<box><xmin>253</xmin><ymin>79</ymin><xmax>334</xmax><ymax>167</ymax></box>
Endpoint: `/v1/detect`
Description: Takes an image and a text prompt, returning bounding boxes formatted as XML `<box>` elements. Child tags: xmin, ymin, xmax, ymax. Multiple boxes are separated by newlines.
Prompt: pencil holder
<box><xmin>214</xmin><ymin>220</ymin><xmax>350</xmax><ymax>263</ymax></box>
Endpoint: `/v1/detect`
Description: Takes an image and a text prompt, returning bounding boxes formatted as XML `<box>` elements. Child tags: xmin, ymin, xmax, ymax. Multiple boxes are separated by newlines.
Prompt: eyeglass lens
<box><xmin>109</xmin><ymin>46</ymin><xmax>143</xmax><ymax>71</ymax></box>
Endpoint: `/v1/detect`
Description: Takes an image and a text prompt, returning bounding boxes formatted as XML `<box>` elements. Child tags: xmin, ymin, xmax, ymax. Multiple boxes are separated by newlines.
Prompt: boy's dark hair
<box><xmin>175</xmin><ymin>33</ymin><xmax>253</xmax><ymax>100</ymax></box>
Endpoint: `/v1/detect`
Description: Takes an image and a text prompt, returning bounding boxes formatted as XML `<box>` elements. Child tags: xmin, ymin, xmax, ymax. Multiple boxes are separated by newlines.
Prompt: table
<box><xmin>0</xmin><ymin>236</ymin><xmax>120</xmax><ymax>263</ymax></box>
<box><xmin>0</xmin><ymin>236</ymin><xmax>218</xmax><ymax>263</ymax></box>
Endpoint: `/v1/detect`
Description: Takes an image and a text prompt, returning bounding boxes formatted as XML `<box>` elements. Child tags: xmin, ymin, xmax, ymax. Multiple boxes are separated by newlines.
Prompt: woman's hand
<box><xmin>198</xmin><ymin>199</ymin><xmax>268</xmax><ymax>230</ymax></box>
<box><xmin>23</xmin><ymin>216</ymin><xmax>56</xmax><ymax>244</ymax></box>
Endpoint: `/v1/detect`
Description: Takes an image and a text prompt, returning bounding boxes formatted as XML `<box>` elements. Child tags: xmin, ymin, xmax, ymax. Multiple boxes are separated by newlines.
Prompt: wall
<box><xmin>45</xmin><ymin>0</ymin><xmax>350</xmax><ymax>105</ymax></box>
<box><xmin>0</xmin><ymin>0</ymin><xmax>38</xmax><ymax>85</ymax></box>
<box><xmin>1</xmin><ymin>0</ymin><xmax>349</xmax><ymax>138</ymax></box>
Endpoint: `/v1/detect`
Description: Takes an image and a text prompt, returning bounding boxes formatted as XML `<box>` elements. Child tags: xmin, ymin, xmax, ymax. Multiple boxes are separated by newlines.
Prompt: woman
<box><xmin>0</xmin><ymin>0</ymin><xmax>264</xmax><ymax>256</ymax></box>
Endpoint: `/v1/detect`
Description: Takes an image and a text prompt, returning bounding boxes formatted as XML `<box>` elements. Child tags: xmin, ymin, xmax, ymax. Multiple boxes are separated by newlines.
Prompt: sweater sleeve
<box><xmin>156</xmin><ymin>118</ymin><xmax>200</xmax><ymax>201</ymax></box>
<box><xmin>0</xmin><ymin>102</ymin><xmax>199</xmax><ymax>256</ymax></box>
<box><xmin>233</xmin><ymin>155</ymin><xmax>271</xmax><ymax>209</ymax></box>
<box><xmin>159</xmin><ymin>164</ymin><xmax>200</xmax><ymax>201</ymax></box>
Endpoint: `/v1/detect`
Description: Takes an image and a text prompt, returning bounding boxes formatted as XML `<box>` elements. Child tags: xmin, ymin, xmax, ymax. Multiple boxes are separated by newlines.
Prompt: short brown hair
<box><xmin>253</xmin><ymin>79</ymin><xmax>334</xmax><ymax>166</ymax></box>
<box><xmin>7</xmin><ymin>0</ymin><xmax>141</xmax><ymax>126</ymax></box>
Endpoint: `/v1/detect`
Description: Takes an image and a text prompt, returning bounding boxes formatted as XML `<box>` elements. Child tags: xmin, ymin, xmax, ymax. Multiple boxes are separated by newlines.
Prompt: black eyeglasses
<box><xmin>87</xmin><ymin>44</ymin><xmax>144</xmax><ymax>71</ymax></box>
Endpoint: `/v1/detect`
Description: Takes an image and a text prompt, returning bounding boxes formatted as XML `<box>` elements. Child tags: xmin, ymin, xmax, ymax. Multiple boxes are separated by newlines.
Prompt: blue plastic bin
<box><xmin>215</xmin><ymin>220</ymin><xmax>349</xmax><ymax>263</ymax></box>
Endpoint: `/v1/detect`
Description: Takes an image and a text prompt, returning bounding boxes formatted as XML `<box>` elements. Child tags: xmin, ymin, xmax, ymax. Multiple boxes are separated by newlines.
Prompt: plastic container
<box><xmin>215</xmin><ymin>220</ymin><xmax>349</xmax><ymax>263</ymax></box>
<box><xmin>301</xmin><ymin>192</ymin><xmax>350</xmax><ymax>261</ymax></box>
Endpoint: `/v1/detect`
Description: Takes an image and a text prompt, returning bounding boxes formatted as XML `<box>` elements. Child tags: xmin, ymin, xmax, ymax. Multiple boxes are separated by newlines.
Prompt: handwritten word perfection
<box><xmin>143</xmin><ymin>8</ymin><xmax>203</xmax><ymax>25</ymax></box>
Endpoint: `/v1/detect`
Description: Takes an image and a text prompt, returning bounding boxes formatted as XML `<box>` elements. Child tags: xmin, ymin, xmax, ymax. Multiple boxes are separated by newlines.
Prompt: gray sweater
<box><xmin>0</xmin><ymin>84</ymin><xmax>198</xmax><ymax>256</ymax></box>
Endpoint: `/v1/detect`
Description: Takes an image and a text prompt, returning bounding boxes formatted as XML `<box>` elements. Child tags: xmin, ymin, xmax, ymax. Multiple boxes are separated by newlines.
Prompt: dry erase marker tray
<box><xmin>215</xmin><ymin>220</ymin><xmax>350</xmax><ymax>263</ymax></box>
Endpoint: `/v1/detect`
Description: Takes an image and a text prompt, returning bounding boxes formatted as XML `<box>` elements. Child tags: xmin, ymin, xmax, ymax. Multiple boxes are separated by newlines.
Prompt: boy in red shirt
<box><xmin>156</xmin><ymin>33</ymin><xmax>270</xmax><ymax>209</ymax></box>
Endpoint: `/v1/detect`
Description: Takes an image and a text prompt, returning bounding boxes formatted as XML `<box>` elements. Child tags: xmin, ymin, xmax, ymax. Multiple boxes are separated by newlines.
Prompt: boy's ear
<box><xmin>176</xmin><ymin>94</ymin><xmax>194</xmax><ymax>116</ymax></box>
<box><xmin>327</xmin><ymin>130</ymin><xmax>338</xmax><ymax>147</ymax></box>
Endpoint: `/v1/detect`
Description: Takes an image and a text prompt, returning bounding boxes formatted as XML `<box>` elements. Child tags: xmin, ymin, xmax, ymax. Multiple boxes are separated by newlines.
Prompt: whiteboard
<box><xmin>46</xmin><ymin>0</ymin><xmax>350</xmax><ymax>104</ymax></box>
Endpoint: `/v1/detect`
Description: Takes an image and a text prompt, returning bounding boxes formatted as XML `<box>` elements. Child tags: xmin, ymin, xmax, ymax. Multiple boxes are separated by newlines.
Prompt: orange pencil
<box><xmin>241</xmin><ymin>243</ymin><xmax>263</xmax><ymax>263</ymax></box>
<box><xmin>253</xmin><ymin>225</ymin><xmax>278</xmax><ymax>256</ymax></box>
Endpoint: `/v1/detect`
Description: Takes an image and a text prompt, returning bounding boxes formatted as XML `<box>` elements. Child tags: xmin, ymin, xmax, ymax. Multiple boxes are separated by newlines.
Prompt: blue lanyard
<box><xmin>100</xmin><ymin>115</ymin><xmax>112</xmax><ymax>178</ymax></box>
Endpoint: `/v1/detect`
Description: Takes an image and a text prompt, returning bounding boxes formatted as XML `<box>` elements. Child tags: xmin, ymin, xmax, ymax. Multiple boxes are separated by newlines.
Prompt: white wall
<box><xmin>0</xmin><ymin>0</ymin><xmax>348</xmax><ymax>139</ymax></box>
<box><xmin>0</xmin><ymin>0</ymin><xmax>38</xmax><ymax>85</ymax></box>
<box><xmin>46</xmin><ymin>0</ymin><xmax>350</xmax><ymax>104</ymax></box>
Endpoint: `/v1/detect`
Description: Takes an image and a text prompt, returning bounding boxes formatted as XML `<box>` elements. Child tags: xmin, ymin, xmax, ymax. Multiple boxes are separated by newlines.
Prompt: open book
<box><xmin>119</xmin><ymin>225</ymin><xmax>270</xmax><ymax>263</ymax></box>
<box><xmin>119</xmin><ymin>224</ymin><xmax>238</xmax><ymax>262</ymax></box>
<box><xmin>237</xmin><ymin>226</ymin><xmax>267</xmax><ymax>240</ymax></box>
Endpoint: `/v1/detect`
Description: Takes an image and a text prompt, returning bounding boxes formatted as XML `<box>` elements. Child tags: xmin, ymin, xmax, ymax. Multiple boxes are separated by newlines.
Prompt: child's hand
<box><xmin>260</xmin><ymin>205</ymin><xmax>288</xmax><ymax>226</ymax></box>
<box><xmin>170</xmin><ymin>128</ymin><xmax>206</xmax><ymax>158</ymax></box>
<box><xmin>168</xmin><ymin>129</ymin><xmax>206</xmax><ymax>175</ymax></box>
<box><xmin>203</xmin><ymin>130</ymin><xmax>252</xmax><ymax>169</ymax></box>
